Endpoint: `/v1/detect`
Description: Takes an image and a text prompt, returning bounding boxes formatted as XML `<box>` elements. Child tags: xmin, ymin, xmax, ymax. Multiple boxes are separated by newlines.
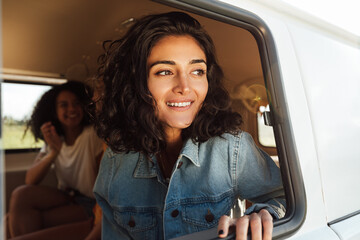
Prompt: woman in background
<box><xmin>8</xmin><ymin>81</ymin><xmax>103</xmax><ymax>240</ymax></box>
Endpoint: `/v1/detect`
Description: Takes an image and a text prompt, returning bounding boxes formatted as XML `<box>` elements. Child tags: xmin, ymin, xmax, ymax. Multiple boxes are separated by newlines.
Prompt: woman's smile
<box><xmin>166</xmin><ymin>100</ymin><xmax>193</xmax><ymax>109</ymax></box>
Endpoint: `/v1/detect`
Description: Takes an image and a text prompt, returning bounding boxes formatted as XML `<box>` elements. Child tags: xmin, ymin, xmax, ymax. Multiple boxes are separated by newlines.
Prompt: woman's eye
<box><xmin>73</xmin><ymin>101</ymin><xmax>81</xmax><ymax>107</ymax></box>
<box><xmin>156</xmin><ymin>70</ymin><xmax>172</xmax><ymax>76</ymax></box>
<box><xmin>192</xmin><ymin>69</ymin><xmax>205</xmax><ymax>76</ymax></box>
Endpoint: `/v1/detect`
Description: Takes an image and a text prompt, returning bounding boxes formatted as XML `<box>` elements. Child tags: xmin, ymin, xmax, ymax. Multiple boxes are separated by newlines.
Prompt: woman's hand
<box><xmin>41</xmin><ymin>122</ymin><xmax>62</xmax><ymax>153</ymax></box>
<box><xmin>26</xmin><ymin>123</ymin><xmax>62</xmax><ymax>185</ymax></box>
<box><xmin>217</xmin><ymin>209</ymin><xmax>273</xmax><ymax>240</ymax></box>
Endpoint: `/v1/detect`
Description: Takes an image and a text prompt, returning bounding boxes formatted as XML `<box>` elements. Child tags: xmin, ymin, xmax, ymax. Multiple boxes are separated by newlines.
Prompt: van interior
<box><xmin>2</xmin><ymin>0</ymin><xmax>280</xmax><ymax>237</ymax></box>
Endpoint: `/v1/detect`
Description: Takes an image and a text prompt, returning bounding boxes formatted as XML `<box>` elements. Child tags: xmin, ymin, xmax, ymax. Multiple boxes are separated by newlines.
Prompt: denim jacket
<box><xmin>94</xmin><ymin>131</ymin><xmax>285</xmax><ymax>240</ymax></box>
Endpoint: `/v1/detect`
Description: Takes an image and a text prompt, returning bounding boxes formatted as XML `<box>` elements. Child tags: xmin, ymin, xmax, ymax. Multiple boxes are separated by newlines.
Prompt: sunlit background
<box><xmin>281</xmin><ymin>0</ymin><xmax>360</xmax><ymax>36</ymax></box>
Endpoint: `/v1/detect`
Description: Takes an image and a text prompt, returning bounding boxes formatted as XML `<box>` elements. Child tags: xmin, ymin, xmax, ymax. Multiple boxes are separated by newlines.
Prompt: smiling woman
<box><xmin>6</xmin><ymin>81</ymin><xmax>104</xmax><ymax>240</ymax></box>
<box><xmin>93</xmin><ymin>11</ymin><xmax>285</xmax><ymax>240</ymax></box>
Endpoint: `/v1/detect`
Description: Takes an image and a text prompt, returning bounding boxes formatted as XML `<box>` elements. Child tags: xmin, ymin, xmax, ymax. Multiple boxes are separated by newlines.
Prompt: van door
<box><xmin>286</xmin><ymin>14</ymin><xmax>360</xmax><ymax>239</ymax></box>
<box><xmin>156</xmin><ymin>0</ymin><xmax>360</xmax><ymax>239</ymax></box>
<box><xmin>153</xmin><ymin>0</ymin><xmax>309</xmax><ymax>239</ymax></box>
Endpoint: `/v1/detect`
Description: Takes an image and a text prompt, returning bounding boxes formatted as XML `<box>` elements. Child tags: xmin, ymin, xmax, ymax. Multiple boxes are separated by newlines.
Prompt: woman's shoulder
<box><xmin>80</xmin><ymin>125</ymin><xmax>101</xmax><ymax>141</ymax></box>
<box><xmin>208</xmin><ymin>130</ymin><xmax>252</xmax><ymax>143</ymax></box>
<box><xmin>199</xmin><ymin>131</ymin><xmax>255</xmax><ymax>151</ymax></box>
<box><xmin>99</xmin><ymin>148</ymin><xmax>141</xmax><ymax>178</ymax></box>
<box><xmin>82</xmin><ymin>125</ymin><xmax>96</xmax><ymax>135</ymax></box>
<box><xmin>103</xmin><ymin>147</ymin><xmax>139</xmax><ymax>161</ymax></box>
<box><xmin>73</xmin><ymin>125</ymin><xmax>103</xmax><ymax>152</ymax></box>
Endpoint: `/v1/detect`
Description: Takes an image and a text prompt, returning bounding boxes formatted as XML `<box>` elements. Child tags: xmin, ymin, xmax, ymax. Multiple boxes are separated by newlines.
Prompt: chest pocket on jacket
<box><xmin>113</xmin><ymin>207</ymin><xmax>158</xmax><ymax>240</ymax></box>
<box><xmin>182</xmin><ymin>194</ymin><xmax>232</xmax><ymax>230</ymax></box>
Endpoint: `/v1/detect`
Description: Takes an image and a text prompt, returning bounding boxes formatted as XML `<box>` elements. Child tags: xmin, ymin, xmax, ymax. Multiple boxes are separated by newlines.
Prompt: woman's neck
<box><xmin>63</xmin><ymin>125</ymin><xmax>84</xmax><ymax>146</ymax></box>
<box><xmin>165</xmin><ymin>128</ymin><xmax>183</xmax><ymax>157</ymax></box>
<box><xmin>159</xmin><ymin>128</ymin><xmax>183</xmax><ymax>179</ymax></box>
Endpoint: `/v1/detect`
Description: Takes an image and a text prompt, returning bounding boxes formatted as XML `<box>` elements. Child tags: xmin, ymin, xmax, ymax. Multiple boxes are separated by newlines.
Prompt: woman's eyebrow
<box><xmin>190</xmin><ymin>59</ymin><xmax>206</xmax><ymax>65</ymax></box>
<box><xmin>149</xmin><ymin>60</ymin><xmax>175</xmax><ymax>68</ymax></box>
<box><xmin>149</xmin><ymin>59</ymin><xmax>206</xmax><ymax>69</ymax></box>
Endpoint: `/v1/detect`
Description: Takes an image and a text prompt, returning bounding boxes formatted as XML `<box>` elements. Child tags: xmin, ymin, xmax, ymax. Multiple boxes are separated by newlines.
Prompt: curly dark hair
<box><xmin>27</xmin><ymin>81</ymin><xmax>93</xmax><ymax>141</ymax></box>
<box><xmin>95</xmin><ymin>11</ymin><xmax>242</xmax><ymax>155</ymax></box>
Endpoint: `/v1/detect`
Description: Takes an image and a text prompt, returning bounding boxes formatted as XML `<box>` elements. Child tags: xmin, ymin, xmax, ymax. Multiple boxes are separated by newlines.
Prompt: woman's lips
<box><xmin>66</xmin><ymin>113</ymin><xmax>80</xmax><ymax>119</ymax></box>
<box><xmin>166</xmin><ymin>101</ymin><xmax>191</xmax><ymax>107</ymax></box>
<box><xmin>166</xmin><ymin>101</ymin><xmax>193</xmax><ymax>111</ymax></box>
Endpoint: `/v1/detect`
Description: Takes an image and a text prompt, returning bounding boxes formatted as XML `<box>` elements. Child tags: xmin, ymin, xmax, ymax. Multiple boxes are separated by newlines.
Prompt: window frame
<box><xmin>153</xmin><ymin>0</ymin><xmax>307</xmax><ymax>238</ymax></box>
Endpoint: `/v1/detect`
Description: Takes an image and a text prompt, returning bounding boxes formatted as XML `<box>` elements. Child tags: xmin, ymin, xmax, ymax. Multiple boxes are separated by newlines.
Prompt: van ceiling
<box><xmin>2</xmin><ymin>0</ymin><xmax>262</xmax><ymax>88</ymax></box>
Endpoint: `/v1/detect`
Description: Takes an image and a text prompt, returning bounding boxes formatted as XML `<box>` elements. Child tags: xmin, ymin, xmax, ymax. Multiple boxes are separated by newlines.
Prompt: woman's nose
<box><xmin>68</xmin><ymin>105</ymin><xmax>75</xmax><ymax>112</ymax></box>
<box><xmin>174</xmin><ymin>73</ymin><xmax>190</xmax><ymax>94</ymax></box>
<box><xmin>69</xmin><ymin>103</ymin><xmax>79</xmax><ymax>112</ymax></box>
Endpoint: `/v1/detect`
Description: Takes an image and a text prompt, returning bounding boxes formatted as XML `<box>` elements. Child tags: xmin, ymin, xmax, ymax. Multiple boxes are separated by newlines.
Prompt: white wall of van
<box><xmin>219</xmin><ymin>0</ymin><xmax>360</xmax><ymax>239</ymax></box>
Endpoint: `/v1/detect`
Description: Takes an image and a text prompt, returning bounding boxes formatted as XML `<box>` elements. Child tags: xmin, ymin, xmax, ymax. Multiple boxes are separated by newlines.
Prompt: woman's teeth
<box><xmin>167</xmin><ymin>102</ymin><xmax>191</xmax><ymax>107</ymax></box>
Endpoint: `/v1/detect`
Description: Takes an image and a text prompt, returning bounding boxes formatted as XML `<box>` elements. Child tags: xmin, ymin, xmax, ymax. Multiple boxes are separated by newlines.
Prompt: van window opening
<box><xmin>2</xmin><ymin>82</ymin><xmax>52</xmax><ymax>150</ymax></box>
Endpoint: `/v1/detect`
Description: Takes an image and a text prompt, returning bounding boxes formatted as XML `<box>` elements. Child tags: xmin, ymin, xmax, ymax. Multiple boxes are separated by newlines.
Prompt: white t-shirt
<box><xmin>41</xmin><ymin>125</ymin><xmax>103</xmax><ymax>198</ymax></box>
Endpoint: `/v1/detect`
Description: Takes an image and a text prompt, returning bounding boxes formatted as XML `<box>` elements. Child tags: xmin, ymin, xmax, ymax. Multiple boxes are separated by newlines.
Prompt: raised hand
<box><xmin>40</xmin><ymin>122</ymin><xmax>62</xmax><ymax>153</ymax></box>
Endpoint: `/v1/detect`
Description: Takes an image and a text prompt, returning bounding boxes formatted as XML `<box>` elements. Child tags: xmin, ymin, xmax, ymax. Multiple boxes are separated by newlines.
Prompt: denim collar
<box><xmin>180</xmin><ymin>138</ymin><xmax>200</xmax><ymax>167</ymax></box>
<box><xmin>133</xmin><ymin>154</ymin><xmax>157</xmax><ymax>178</ymax></box>
<box><xmin>133</xmin><ymin>138</ymin><xmax>200</xmax><ymax>179</ymax></box>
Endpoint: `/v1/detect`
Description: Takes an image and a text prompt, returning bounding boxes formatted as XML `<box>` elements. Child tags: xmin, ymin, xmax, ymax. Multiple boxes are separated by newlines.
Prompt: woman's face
<box><xmin>147</xmin><ymin>35</ymin><xmax>208</xmax><ymax>135</ymax></box>
<box><xmin>56</xmin><ymin>90</ymin><xmax>84</xmax><ymax>130</ymax></box>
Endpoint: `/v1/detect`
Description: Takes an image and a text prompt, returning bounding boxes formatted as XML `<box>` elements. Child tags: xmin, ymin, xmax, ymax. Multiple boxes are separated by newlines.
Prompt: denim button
<box><xmin>171</xmin><ymin>209</ymin><xmax>179</xmax><ymax>217</ymax></box>
<box><xmin>128</xmin><ymin>218</ymin><xmax>136</xmax><ymax>227</ymax></box>
<box><xmin>205</xmin><ymin>211</ymin><xmax>214</xmax><ymax>222</ymax></box>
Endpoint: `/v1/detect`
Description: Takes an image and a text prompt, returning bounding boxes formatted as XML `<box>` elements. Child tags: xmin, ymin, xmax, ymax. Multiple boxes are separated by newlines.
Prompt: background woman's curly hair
<box><xmin>26</xmin><ymin>81</ymin><xmax>93</xmax><ymax>141</ymax></box>
<box><xmin>95</xmin><ymin>11</ymin><xmax>242</xmax><ymax>156</ymax></box>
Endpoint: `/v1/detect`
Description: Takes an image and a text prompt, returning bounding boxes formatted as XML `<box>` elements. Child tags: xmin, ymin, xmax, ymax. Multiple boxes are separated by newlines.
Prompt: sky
<box><xmin>281</xmin><ymin>0</ymin><xmax>360</xmax><ymax>36</ymax></box>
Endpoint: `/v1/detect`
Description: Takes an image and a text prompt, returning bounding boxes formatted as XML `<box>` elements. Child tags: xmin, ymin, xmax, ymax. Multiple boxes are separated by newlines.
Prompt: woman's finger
<box><xmin>235</xmin><ymin>215</ymin><xmax>250</xmax><ymax>240</ymax></box>
<box><xmin>41</xmin><ymin>122</ymin><xmax>52</xmax><ymax>136</ymax></box>
<box><xmin>259</xmin><ymin>209</ymin><xmax>273</xmax><ymax>240</ymax></box>
<box><xmin>218</xmin><ymin>215</ymin><xmax>231</xmax><ymax>238</ymax></box>
<box><xmin>249</xmin><ymin>213</ymin><xmax>261</xmax><ymax>240</ymax></box>
<box><xmin>40</xmin><ymin>121</ymin><xmax>51</xmax><ymax>130</ymax></box>
<box><xmin>49</xmin><ymin>125</ymin><xmax>57</xmax><ymax>135</ymax></box>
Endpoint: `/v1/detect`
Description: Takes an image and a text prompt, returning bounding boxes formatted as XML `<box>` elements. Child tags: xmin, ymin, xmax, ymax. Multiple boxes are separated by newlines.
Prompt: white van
<box><xmin>1</xmin><ymin>0</ymin><xmax>359</xmax><ymax>239</ymax></box>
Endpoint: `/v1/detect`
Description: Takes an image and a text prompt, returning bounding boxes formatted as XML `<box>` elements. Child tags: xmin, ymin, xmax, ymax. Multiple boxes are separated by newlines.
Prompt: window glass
<box><xmin>1</xmin><ymin>82</ymin><xmax>51</xmax><ymax>149</ymax></box>
<box><xmin>257</xmin><ymin>105</ymin><xmax>276</xmax><ymax>147</ymax></box>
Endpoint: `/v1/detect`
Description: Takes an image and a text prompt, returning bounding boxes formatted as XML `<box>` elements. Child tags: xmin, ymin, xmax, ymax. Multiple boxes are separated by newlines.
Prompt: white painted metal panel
<box><xmin>288</xmin><ymin>226</ymin><xmax>339</xmax><ymax>240</ymax></box>
<box><xmin>219</xmin><ymin>0</ymin><xmax>334</xmax><ymax>238</ymax></box>
<box><xmin>288</xmin><ymin>23</ymin><xmax>360</xmax><ymax>221</ymax></box>
<box><xmin>330</xmin><ymin>214</ymin><xmax>360</xmax><ymax>240</ymax></box>
<box><xmin>221</xmin><ymin>0</ymin><xmax>359</xmax><ymax>238</ymax></box>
